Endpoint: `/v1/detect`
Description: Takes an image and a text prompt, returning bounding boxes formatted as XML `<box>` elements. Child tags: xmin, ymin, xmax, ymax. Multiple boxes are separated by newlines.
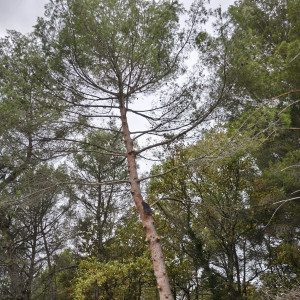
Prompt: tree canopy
<box><xmin>0</xmin><ymin>0</ymin><xmax>299</xmax><ymax>299</ymax></box>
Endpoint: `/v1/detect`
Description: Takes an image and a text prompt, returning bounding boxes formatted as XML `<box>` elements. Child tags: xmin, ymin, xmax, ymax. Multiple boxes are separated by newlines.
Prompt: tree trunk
<box><xmin>94</xmin><ymin>184</ymin><xmax>102</xmax><ymax>300</ymax></box>
<box><xmin>234</xmin><ymin>245</ymin><xmax>242</xmax><ymax>297</ymax></box>
<box><xmin>41</xmin><ymin>224</ymin><xmax>55</xmax><ymax>300</ymax></box>
<box><xmin>227</xmin><ymin>245</ymin><xmax>235</xmax><ymax>297</ymax></box>
<box><xmin>120</xmin><ymin>105</ymin><xmax>173</xmax><ymax>300</ymax></box>
<box><xmin>94</xmin><ymin>280</ymin><xmax>99</xmax><ymax>300</ymax></box>
<box><xmin>242</xmin><ymin>239</ymin><xmax>247</xmax><ymax>297</ymax></box>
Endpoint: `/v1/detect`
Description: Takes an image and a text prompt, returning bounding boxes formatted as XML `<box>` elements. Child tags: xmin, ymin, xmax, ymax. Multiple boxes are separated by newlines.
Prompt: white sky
<box><xmin>0</xmin><ymin>0</ymin><xmax>48</xmax><ymax>37</ymax></box>
<box><xmin>0</xmin><ymin>0</ymin><xmax>234</xmax><ymax>37</ymax></box>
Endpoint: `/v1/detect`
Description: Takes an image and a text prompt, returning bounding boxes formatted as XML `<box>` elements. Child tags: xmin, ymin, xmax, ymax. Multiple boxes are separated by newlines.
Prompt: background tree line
<box><xmin>0</xmin><ymin>0</ymin><xmax>299</xmax><ymax>299</ymax></box>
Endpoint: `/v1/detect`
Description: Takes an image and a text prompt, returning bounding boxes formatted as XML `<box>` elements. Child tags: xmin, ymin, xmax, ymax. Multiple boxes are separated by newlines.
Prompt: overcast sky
<box><xmin>0</xmin><ymin>0</ymin><xmax>48</xmax><ymax>37</ymax></box>
<box><xmin>0</xmin><ymin>0</ymin><xmax>234</xmax><ymax>38</ymax></box>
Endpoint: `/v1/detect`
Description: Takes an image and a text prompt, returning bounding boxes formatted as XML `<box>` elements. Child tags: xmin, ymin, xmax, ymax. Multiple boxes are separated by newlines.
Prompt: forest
<box><xmin>0</xmin><ymin>0</ymin><xmax>299</xmax><ymax>299</ymax></box>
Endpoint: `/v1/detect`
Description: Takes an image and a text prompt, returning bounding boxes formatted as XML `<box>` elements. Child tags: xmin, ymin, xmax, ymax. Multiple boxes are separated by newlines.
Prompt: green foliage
<box><xmin>0</xmin><ymin>30</ymin><xmax>75</xmax><ymax>196</ymax></box>
<box><xmin>147</xmin><ymin>128</ymin><xmax>298</xmax><ymax>299</ymax></box>
<box><xmin>70</xmin><ymin>130</ymin><xmax>128</xmax><ymax>260</ymax></box>
<box><xmin>72</xmin><ymin>130</ymin><xmax>126</xmax><ymax>183</ymax></box>
<box><xmin>73</xmin><ymin>254</ymin><xmax>153</xmax><ymax>300</ymax></box>
<box><xmin>32</xmin><ymin>249</ymin><xmax>78</xmax><ymax>300</ymax></box>
<box><xmin>0</xmin><ymin>32</ymin><xmax>67</xmax><ymax>135</ymax></box>
<box><xmin>1</xmin><ymin>0</ymin><xmax>299</xmax><ymax>299</ymax></box>
<box><xmin>227</xmin><ymin>0</ymin><xmax>300</xmax><ymax>99</ymax></box>
<box><xmin>0</xmin><ymin>164</ymin><xmax>70</xmax><ymax>299</ymax></box>
<box><xmin>35</xmin><ymin>0</ymin><xmax>183</xmax><ymax>96</ymax></box>
<box><xmin>217</xmin><ymin>3</ymin><xmax>300</xmax><ymax>264</ymax></box>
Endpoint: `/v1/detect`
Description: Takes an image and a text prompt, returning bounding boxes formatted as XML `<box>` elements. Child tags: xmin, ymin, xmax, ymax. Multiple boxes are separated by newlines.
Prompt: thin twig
<box><xmin>264</xmin><ymin>196</ymin><xmax>300</xmax><ymax>228</ymax></box>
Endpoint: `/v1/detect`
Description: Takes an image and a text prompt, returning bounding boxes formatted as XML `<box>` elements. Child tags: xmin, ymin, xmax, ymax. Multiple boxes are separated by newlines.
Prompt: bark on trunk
<box><xmin>120</xmin><ymin>105</ymin><xmax>173</xmax><ymax>300</ymax></box>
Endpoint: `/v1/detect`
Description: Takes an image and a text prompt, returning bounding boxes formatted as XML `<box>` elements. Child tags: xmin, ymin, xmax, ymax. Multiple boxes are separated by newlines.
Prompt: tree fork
<box><xmin>120</xmin><ymin>106</ymin><xmax>173</xmax><ymax>300</ymax></box>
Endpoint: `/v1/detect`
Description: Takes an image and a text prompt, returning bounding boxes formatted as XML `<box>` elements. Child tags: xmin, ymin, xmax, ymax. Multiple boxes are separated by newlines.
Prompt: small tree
<box><xmin>71</xmin><ymin>130</ymin><xmax>127</xmax><ymax>260</ymax></box>
<box><xmin>0</xmin><ymin>165</ymin><xmax>69</xmax><ymax>300</ymax></box>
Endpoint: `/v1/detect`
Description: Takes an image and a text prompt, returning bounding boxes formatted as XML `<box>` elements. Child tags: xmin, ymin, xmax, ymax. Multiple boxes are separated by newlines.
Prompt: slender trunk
<box><xmin>120</xmin><ymin>105</ymin><xmax>173</xmax><ymax>300</ymax></box>
<box><xmin>137</xmin><ymin>278</ymin><xmax>142</xmax><ymax>300</ymax></box>
<box><xmin>41</xmin><ymin>224</ymin><xmax>55</xmax><ymax>300</ymax></box>
<box><xmin>26</xmin><ymin>225</ymin><xmax>38</xmax><ymax>300</ymax></box>
<box><xmin>94</xmin><ymin>280</ymin><xmax>99</xmax><ymax>300</ymax></box>
<box><xmin>94</xmin><ymin>184</ymin><xmax>102</xmax><ymax>300</ymax></box>
<box><xmin>96</xmin><ymin>184</ymin><xmax>104</xmax><ymax>260</ymax></box>
<box><xmin>242</xmin><ymin>239</ymin><xmax>247</xmax><ymax>297</ymax></box>
<box><xmin>227</xmin><ymin>245</ymin><xmax>235</xmax><ymax>296</ymax></box>
<box><xmin>234</xmin><ymin>245</ymin><xmax>241</xmax><ymax>296</ymax></box>
<box><xmin>195</xmin><ymin>270</ymin><xmax>199</xmax><ymax>300</ymax></box>
<box><xmin>172</xmin><ymin>285</ymin><xmax>176</xmax><ymax>300</ymax></box>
